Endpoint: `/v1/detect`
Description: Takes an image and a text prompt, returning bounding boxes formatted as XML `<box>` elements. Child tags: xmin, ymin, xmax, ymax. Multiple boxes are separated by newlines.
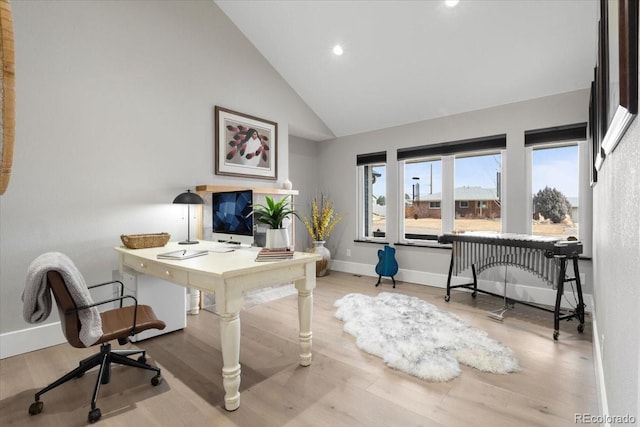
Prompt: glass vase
<box><xmin>309</xmin><ymin>240</ymin><xmax>331</xmax><ymax>277</ymax></box>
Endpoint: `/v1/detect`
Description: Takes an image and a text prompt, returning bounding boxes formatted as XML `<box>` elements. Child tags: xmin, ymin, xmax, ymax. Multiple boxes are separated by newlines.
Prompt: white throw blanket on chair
<box><xmin>22</xmin><ymin>252</ymin><xmax>103</xmax><ymax>346</ymax></box>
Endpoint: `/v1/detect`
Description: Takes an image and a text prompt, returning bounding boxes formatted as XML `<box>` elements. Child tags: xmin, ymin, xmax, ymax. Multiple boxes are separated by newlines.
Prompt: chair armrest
<box><xmin>88</xmin><ymin>280</ymin><xmax>125</xmax><ymax>307</ymax></box>
<box><xmin>67</xmin><ymin>294</ymin><xmax>140</xmax><ymax>337</ymax></box>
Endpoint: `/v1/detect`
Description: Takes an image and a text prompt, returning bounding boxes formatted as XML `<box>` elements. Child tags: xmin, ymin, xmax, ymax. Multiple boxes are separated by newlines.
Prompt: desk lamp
<box><xmin>173</xmin><ymin>189</ymin><xmax>204</xmax><ymax>244</ymax></box>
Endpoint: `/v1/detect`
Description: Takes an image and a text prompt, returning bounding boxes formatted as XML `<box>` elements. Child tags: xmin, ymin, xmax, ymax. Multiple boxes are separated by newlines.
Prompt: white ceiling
<box><xmin>215</xmin><ymin>0</ymin><xmax>599</xmax><ymax>140</ymax></box>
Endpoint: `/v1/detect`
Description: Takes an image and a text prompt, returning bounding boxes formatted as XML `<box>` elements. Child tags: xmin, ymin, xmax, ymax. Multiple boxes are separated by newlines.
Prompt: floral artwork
<box><xmin>215</xmin><ymin>106</ymin><xmax>278</xmax><ymax>180</ymax></box>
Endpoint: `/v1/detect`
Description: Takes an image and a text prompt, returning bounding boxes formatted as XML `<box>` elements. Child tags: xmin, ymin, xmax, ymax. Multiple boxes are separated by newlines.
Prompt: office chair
<box><xmin>27</xmin><ymin>270</ymin><xmax>166</xmax><ymax>423</ymax></box>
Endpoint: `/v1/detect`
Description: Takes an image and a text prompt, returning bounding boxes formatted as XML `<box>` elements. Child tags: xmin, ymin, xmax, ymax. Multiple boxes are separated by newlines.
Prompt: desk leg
<box><xmin>219</xmin><ymin>312</ymin><xmax>241</xmax><ymax>411</ymax></box>
<box><xmin>296</xmin><ymin>288</ymin><xmax>313</xmax><ymax>366</ymax></box>
<box><xmin>189</xmin><ymin>289</ymin><xmax>200</xmax><ymax>315</ymax></box>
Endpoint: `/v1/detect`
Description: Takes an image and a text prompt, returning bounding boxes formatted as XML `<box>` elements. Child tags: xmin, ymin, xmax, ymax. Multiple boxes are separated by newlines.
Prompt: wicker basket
<box><xmin>120</xmin><ymin>232</ymin><xmax>170</xmax><ymax>249</ymax></box>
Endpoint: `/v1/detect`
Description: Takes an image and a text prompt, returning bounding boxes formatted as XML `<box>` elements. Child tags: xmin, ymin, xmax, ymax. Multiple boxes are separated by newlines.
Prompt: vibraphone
<box><xmin>438</xmin><ymin>232</ymin><xmax>585</xmax><ymax>339</ymax></box>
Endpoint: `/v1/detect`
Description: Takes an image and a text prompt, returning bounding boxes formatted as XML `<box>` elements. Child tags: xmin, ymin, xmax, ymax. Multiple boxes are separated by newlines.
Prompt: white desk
<box><xmin>115</xmin><ymin>241</ymin><xmax>319</xmax><ymax>411</ymax></box>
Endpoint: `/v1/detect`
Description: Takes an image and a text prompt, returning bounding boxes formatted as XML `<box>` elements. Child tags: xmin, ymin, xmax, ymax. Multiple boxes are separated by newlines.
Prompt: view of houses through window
<box><xmin>404</xmin><ymin>159</ymin><xmax>442</xmax><ymax>238</ymax></box>
<box><xmin>453</xmin><ymin>153</ymin><xmax>502</xmax><ymax>233</ymax></box>
<box><xmin>358</xmin><ymin>140</ymin><xmax>580</xmax><ymax>243</ymax></box>
<box><xmin>402</xmin><ymin>152</ymin><xmax>502</xmax><ymax>239</ymax></box>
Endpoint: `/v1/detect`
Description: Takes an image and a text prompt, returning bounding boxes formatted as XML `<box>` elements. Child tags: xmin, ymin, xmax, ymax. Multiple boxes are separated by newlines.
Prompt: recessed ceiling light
<box><xmin>333</xmin><ymin>45</ymin><xmax>344</xmax><ymax>56</ymax></box>
<box><xmin>445</xmin><ymin>0</ymin><xmax>459</xmax><ymax>7</ymax></box>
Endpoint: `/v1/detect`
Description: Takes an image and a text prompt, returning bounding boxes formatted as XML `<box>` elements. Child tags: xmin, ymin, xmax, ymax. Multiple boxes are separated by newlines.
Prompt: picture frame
<box><xmin>215</xmin><ymin>106</ymin><xmax>278</xmax><ymax>180</ymax></box>
<box><xmin>594</xmin><ymin>16</ymin><xmax>608</xmax><ymax>172</ymax></box>
<box><xmin>600</xmin><ymin>0</ymin><xmax>638</xmax><ymax>156</ymax></box>
<box><xmin>589</xmin><ymin>77</ymin><xmax>599</xmax><ymax>185</ymax></box>
<box><xmin>0</xmin><ymin>0</ymin><xmax>15</xmax><ymax>195</ymax></box>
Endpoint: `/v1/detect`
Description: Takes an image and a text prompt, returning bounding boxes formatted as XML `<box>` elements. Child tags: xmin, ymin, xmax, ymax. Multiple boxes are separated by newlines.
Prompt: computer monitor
<box><xmin>211</xmin><ymin>190</ymin><xmax>254</xmax><ymax>245</ymax></box>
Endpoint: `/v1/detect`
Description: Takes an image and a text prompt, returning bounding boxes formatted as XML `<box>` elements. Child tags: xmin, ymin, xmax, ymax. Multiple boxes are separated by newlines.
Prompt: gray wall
<box><xmin>1</xmin><ymin>0</ymin><xmax>331</xmax><ymax>337</ymax></box>
<box><xmin>592</xmin><ymin>114</ymin><xmax>639</xmax><ymax>421</ymax></box>
<box><xmin>288</xmin><ymin>135</ymin><xmax>320</xmax><ymax>252</ymax></box>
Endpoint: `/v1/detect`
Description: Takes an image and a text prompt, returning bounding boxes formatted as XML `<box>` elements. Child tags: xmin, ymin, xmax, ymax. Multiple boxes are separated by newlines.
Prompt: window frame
<box><xmin>523</xmin><ymin>123</ymin><xmax>590</xmax><ymax>254</ymax></box>
<box><xmin>356</xmin><ymin>152</ymin><xmax>388</xmax><ymax>242</ymax></box>
<box><xmin>396</xmin><ymin>138</ymin><xmax>507</xmax><ymax>245</ymax></box>
<box><xmin>526</xmin><ymin>140</ymin><xmax>582</xmax><ymax>238</ymax></box>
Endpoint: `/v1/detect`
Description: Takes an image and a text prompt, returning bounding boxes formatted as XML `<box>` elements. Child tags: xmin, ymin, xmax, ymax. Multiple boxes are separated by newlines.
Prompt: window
<box><xmin>357</xmin><ymin>152</ymin><xmax>387</xmax><ymax>240</ymax></box>
<box><xmin>403</xmin><ymin>159</ymin><xmax>442</xmax><ymax>239</ymax></box>
<box><xmin>525</xmin><ymin>123</ymin><xmax>586</xmax><ymax>240</ymax></box>
<box><xmin>531</xmin><ymin>144</ymin><xmax>579</xmax><ymax>238</ymax></box>
<box><xmin>397</xmin><ymin>134</ymin><xmax>506</xmax><ymax>242</ymax></box>
<box><xmin>454</xmin><ymin>152</ymin><xmax>502</xmax><ymax>232</ymax></box>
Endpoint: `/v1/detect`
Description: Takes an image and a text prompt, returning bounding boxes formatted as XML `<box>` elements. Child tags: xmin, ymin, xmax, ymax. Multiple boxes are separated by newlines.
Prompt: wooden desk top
<box><xmin>115</xmin><ymin>241</ymin><xmax>320</xmax><ymax>279</ymax></box>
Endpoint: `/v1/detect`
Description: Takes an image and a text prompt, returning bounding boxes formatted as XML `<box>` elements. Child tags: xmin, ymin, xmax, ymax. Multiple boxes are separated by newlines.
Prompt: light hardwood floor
<box><xmin>0</xmin><ymin>271</ymin><xmax>598</xmax><ymax>426</ymax></box>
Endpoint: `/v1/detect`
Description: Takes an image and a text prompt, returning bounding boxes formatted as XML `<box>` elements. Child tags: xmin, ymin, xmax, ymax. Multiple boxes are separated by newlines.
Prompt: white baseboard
<box><xmin>591</xmin><ymin>310</ymin><xmax>610</xmax><ymax>426</ymax></box>
<box><xmin>1</xmin><ymin>322</ymin><xmax>66</xmax><ymax>359</ymax></box>
<box><xmin>330</xmin><ymin>259</ymin><xmax>593</xmax><ymax>312</ymax></box>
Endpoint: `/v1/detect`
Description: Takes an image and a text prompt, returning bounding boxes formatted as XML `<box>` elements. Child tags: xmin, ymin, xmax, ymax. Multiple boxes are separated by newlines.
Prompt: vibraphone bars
<box><xmin>438</xmin><ymin>232</ymin><xmax>585</xmax><ymax>340</ymax></box>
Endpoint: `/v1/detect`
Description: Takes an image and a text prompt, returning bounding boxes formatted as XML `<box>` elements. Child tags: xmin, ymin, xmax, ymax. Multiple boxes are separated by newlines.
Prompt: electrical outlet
<box><xmin>346</xmin><ymin>249</ymin><xmax>351</xmax><ymax>257</ymax></box>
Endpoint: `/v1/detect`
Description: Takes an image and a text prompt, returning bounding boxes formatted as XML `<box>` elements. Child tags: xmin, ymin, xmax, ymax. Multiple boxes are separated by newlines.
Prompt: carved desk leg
<box><xmin>295</xmin><ymin>263</ymin><xmax>315</xmax><ymax>367</ymax></box>
<box><xmin>297</xmin><ymin>288</ymin><xmax>313</xmax><ymax>366</ymax></box>
<box><xmin>219</xmin><ymin>311</ymin><xmax>241</xmax><ymax>411</ymax></box>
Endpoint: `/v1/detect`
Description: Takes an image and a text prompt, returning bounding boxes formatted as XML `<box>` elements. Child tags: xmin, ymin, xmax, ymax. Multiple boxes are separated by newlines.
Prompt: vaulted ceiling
<box><xmin>216</xmin><ymin>0</ymin><xmax>599</xmax><ymax>140</ymax></box>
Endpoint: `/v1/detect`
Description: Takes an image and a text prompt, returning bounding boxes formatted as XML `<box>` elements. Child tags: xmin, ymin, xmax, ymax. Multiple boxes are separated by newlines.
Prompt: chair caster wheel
<box><xmin>553</xmin><ymin>330</ymin><xmax>560</xmax><ymax>340</ymax></box>
<box><xmin>151</xmin><ymin>374</ymin><xmax>163</xmax><ymax>386</ymax></box>
<box><xmin>577</xmin><ymin>323</ymin><xmax>584</xmax><ymax>333</ymax></box>
<box><xmin>88</xmin><ymin>407</ymin><xmax>101</xmax><ymax>423</ymax></box>
<box><xmin>444</xmin><ymin>295</ymin><xmax>450</xmax><ymax>302</ymax></box>
<box><xmin>137</xmin><ymin>355</ymin><xmax>147</xmax><ymax>364</ymax></box>
<box><xmin>28</xmin><ymin>401</ymin><xmax>43</xmax><ymax>416</ymax></box>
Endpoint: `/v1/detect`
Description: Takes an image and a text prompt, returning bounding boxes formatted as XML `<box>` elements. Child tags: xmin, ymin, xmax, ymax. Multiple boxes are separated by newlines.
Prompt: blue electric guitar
<box><xmin>375</xmin><ymin>245</ymin><xmax>399</xmax><ymax>288</ymax></box>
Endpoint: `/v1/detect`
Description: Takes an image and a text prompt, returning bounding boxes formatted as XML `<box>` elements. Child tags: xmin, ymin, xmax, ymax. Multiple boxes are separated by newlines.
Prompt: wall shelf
<box><xmin>195</xmin><ymin>185</ymin><xmax>298</xmax><ymax>196</ymax></box>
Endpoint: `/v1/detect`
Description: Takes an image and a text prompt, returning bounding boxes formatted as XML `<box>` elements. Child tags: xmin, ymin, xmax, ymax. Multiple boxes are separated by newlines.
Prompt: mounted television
<box><xmin>211</xmin><ymin>189</ymin><xmax>254</xmax><ymax>246</ymax></box>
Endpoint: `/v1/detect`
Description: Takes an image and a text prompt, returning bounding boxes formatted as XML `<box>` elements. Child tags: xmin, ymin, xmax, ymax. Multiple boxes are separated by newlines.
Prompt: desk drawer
<box><xmin>122</xmin><ymin>254</ymin><xmax>189</xmax><ymax>285</ymax></box>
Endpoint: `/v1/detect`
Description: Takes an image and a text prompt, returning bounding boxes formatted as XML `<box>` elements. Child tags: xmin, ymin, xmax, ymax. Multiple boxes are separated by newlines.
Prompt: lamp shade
<box><xmin>173</xmin><ymin>189</ymin><xmax>204</xmax><ymax>205</ymax></box>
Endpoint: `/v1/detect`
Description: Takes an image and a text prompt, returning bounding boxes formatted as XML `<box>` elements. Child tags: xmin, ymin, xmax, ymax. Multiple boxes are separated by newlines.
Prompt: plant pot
<box><xmin>308</xmin><ymin>241</ymin><xmax>331</xmax><ymax>277</ymax></box>
<box><xmin>265</xmin><ymin>228</ymin><xmax>290</xmax><ymax>249</ymax></box>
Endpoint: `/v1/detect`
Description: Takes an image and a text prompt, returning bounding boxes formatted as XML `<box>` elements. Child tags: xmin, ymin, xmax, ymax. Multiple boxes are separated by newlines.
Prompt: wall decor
<box><xmin>0</xmin><ymin>0</ymin><xmax>15</xmax><ymax>195</ymax></box>
<box><xmin>215</xmin><ymin>106</ymin><xmax>278</xmax><ymax>180</ymax></box>
<box><xmin>600</xmin><ymin>0</ymin><xmax>638</xmax><ymax>156</ymax></box>
<box><xmin>593</xmin><ymin>14</ymin><xmax>608</xmax><ymax>173</ymax></box>
<box><xmin>589</xmin><ymin>78</ymin><xmax>599</xmax><ymax>184</ymax></box>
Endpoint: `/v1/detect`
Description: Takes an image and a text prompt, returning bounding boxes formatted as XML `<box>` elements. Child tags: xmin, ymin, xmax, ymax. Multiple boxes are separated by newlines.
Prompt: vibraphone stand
<box><xmin>488</xmin><ymin>266</ymin><xmax>514</xmax><ymax>322</ymax></box>
<box><xmin>552</xmin><ymin>254</ymin><xmax>586</xmax><ymax>340</ymax></box>
<box><xmin>445</xmin><ymin>250</ymin><xmax>586</xmax><ymax>340</ymax></box>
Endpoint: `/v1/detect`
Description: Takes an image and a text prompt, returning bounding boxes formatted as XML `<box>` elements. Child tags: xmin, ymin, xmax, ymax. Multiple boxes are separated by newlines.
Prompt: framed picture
<box><xmin>600</xmin><ymin>0</ymin><xmax>638</xmax><ymax>155</ymax></box>
<box><xmin>0</xmin><ymin>0</ymin><xmax>15</xmax><ymax>195</ymax></box>
<box><xmin>589</xmin><ymin>78</ymin><xmax>599</xmax><ymax>184</ymax></box>
<box><xmin>215</xmin><ymin>106</ymin><xmax>278</xmax><ymax>180</ymax></box>
<box><xmin>594</xmin><ymin>16</ymin><xmax>609</xmax><ymax>172</ymax></box>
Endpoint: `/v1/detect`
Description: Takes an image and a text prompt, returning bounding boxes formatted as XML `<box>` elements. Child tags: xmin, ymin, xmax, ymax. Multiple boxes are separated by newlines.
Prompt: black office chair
<box><xmin>27</xmin><ymin>270</ymin><xmax>166</xmax><ymax>423</ymax></box>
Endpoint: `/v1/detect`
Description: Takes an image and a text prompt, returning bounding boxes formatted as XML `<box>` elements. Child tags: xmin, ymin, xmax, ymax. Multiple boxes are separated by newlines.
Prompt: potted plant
<box><xmin>252</xmin><ymin>195</ymin><xmax>298</xmax><ymax>249</ymax></box>
<box><xmin>300</xmin><ymin>194</ymin><xmax>344</xmax><ymax>276</ymax></box>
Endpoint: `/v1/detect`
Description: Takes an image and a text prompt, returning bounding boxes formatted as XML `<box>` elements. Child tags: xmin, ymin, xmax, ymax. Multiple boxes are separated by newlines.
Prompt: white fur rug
<box><xmin>334</xmin><ymin>292</ymin><xmax>519</xmax><ymax>382</ymax></box>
